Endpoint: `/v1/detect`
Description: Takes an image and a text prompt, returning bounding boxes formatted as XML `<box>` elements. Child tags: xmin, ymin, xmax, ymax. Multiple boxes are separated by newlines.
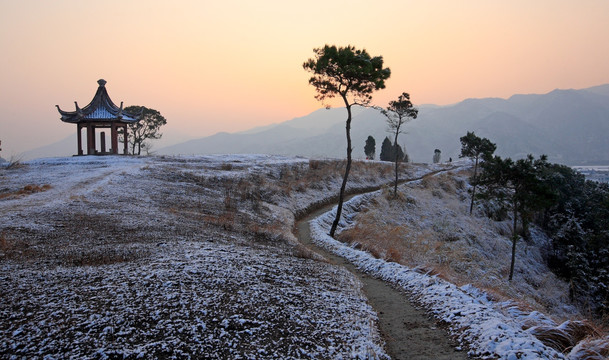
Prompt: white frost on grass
<box><xmin>310</xmin><ymin>191</ymin><xmax>567</xmax><ymax>360</ymax></box>
<box><xmin>1</xmin><ymin>241</ymin><xmax>386</xmax><ymax>359</ymax></box>
<box><xmin>1</xmin><ymin>155</ymin><xmax>389</xmax><ymax>359</ymax></box>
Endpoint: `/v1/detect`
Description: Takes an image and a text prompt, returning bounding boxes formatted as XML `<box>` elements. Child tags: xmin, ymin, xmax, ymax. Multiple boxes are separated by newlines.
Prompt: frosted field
<box><xmin>2</xmin><ymin>155</ymin><xmax>605</xmax><ymax>359</ymax></box>
<box><xmin>0</xmin><ymin>155</ymin><xmax>399</xmax><ymax>359</ymax></box>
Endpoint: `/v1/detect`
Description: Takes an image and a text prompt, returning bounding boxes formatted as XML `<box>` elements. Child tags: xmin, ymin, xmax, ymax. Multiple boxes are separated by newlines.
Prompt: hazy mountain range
<box><xmin>23</xmin><ymin>84</ymin><xmax>609</xmax><ymax>165</ymax></box>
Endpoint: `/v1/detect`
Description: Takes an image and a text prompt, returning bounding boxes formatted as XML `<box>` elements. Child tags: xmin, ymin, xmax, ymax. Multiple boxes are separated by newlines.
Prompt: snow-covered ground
<box><xmin>1</xmin><ymin>155</ymin><xmax>407</xmax><ymax>359</ymax></box>
<box><xmin>5</xmin><ymin>155</ymin><xmax>603</xmax><ymax>359</ymax></box>
<box><xmin>309</xmin><ymin>169</ymin><xmax>607</xmax><ymax>360</ymax></box>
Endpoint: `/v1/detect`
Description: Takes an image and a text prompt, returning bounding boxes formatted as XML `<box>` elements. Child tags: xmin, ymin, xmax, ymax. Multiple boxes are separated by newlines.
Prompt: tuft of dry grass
<box><xmin>291</xmin><ymin>243</ymin><xmax>319</xmax><ymax>260</ymax></box>
<box><xmin>309</xmin><ymin>159</ymin><xmax>322</xmax><ymax>170</ymax></box>
<box><xmin>529</xmin><ymin>320</ymin><xmax>604</xmax><ymax>355</ymax></box>
<box><xmin>58</xmin><ymin>246</ymin><xmax>150</xmax><ymax>267</ymax></box>
<box><xmin>0</xmin><ymin>184</ymin><xmax>51</xmax><ymax>199</ymax></box>
<box><xmin>4</xmin><ymin>156</ymin><xmax>24</xmax><ymax>169</ymax></box>
<box><xmin>0</xmin><ymin>232</ymin><xmax>37</xmax><ymax>261</ymax></box>
<box><xmin>0</xmin><ymin>232</ymin><xmax>8</xmax><ymax>253</ymax></box>
<box><xmin>569</xmin><ymin>336</ymin><xmax>609</xmax><ymax>359</ymax></box>
<box><xmin>529</xmin><ymin>326</ymin><xmax>577</xmax><ymax>353</ymax></box>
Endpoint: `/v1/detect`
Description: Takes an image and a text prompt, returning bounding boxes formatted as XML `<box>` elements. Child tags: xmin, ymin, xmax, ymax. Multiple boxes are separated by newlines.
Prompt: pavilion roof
<box><xmin>56</xmin><ymin>79</ymin><xmax>140</xmax><ymax>123</ymax></box>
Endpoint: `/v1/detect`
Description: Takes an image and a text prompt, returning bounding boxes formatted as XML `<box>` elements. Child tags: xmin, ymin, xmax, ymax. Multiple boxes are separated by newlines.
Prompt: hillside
<box><xmin>0</xmin><ymin>155</ymin><xmax>412</xmax><ymax>358</ymax></box>
<box><xmin>2</xmin><ymin>155</ymin><xmax>607</xmax><ymax>358</ymax></box>
<box><xmin>312</xmin><ymin>166</ymin><xmax>609</xmax><ymax>359</ymax></box>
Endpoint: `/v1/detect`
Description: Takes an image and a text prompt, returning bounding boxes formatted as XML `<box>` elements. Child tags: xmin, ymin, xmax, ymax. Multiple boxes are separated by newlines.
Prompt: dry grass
<box><xmin>528</xmin><ymin>320</ymin><xmax>607</xmax><ymax>356</ymax></box>
<box><xmin>58</xmin><ymin>246</ymin><xmax>150</xmax><ymax>267</ymax></box>
<box><xmin>170</xmin><ymin>159</ymin><xmax>400</xmax><ymax>263</ymax></box>
<box><xmin>0</xmin><ymin>232</ymin><xmax>9</xmax><ymax>254</ymax></box>
<box><xmin>335</xmin><ymin>167</ymin><xmax>609</xmax><ymax>356</ymax></box>
<box><xmin>0</xmin><ymin>232</ymin><xmax>36</xmax><ymax>260</ymax></box>
<box><xmin>336</xmin><ymin>168</ymin><xmax>609</xmax><ymax>339</ymax></box>
<box><xmin>3</xmin><ymin>156</ymin><xmax>24</xmax><ymax>170</ymax></box>
<box><xmin>0</xmin><ymin>184</ymin><xmax>51</xmax><ymax>199</ymax></box>
<box><xmin>570</xmin><ymin>337</ymin><xmax>609</xmax><ymax>359</ymax></box>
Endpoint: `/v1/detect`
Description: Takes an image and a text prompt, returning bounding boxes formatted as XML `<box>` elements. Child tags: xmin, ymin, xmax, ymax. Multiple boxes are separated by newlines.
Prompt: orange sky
<box><xmin>1</xmin><ymin>0</ymin><xmax>608</xmax><ymax>155</ymax></box>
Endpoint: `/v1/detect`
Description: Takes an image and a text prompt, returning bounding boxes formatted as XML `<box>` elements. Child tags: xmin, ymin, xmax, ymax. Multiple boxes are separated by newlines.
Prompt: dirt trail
<box><xmin>295</xmin><ymin>170</ymin><xmax>469</xmax><ymax>359</ymax></box>
<box><xmin>1</xmin><ymin>162</ymin><xmax>137</xmax><ymax>212</ymax></box>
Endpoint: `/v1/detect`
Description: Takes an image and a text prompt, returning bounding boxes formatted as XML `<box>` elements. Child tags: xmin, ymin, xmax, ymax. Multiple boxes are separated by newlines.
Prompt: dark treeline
<box><xmin>465</xmin><ymin>131</ymin><xmax>609</xmax><ymax>320</ymax></box>
<box><xmin>539</xmin><ymin>163</ymin><xmax>609</xmax><ymax>319</ymax></box>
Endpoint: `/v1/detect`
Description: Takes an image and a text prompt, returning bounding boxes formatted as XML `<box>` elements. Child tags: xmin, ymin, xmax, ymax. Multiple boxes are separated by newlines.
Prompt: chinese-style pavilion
<box><xmin>56</xmin><ymin>79</ymin><xmax>141</xmax><ymax>155</ymax></box>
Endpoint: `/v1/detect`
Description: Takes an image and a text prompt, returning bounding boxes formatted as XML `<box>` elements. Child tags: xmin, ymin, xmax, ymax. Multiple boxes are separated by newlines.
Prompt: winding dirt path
<box><xmin>295</xmin><ymin>169</ymin><xmax>469</xmax><ymax>359</ymax></box>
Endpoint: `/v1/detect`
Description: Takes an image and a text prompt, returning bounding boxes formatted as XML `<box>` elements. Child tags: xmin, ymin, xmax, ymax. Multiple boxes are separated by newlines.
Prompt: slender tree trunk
<box><xmin>330</xmin><ymin>101</ymin><xmax>353</xmax><ymax>238</ymax></box>
<box><xmin>393</xmin><ymin>128</ymin><xmax>400</xmax><ymax>198</ymax></box>
<box><xmin>469</xmin><ymin>155</ymin><xmax>479</xmax><ymax>215</ymax></box>
<box><xmin>509</xmin><ymin>203</ymin><xmax>518</xmax><ymax>281</ymax></box>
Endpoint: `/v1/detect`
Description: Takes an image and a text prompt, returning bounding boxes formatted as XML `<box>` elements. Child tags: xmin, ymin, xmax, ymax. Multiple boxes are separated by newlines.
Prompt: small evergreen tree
<box><xmin>433</xmin><ymin>149</ymin><xmax>441</xmax><ymax>163</ymax></box>
<box><xmin>364</xmin><ymin>136</ymin><xmax>376</xmax><ymax>160</ymax></box>
<box><xmin>459</xmin><ymin>131</ymin><xmax>497</xmax><ymax>214</ymax></box>
<box><xmin>393</xmin><ymin>143</ymin><xmax>405</xmax><ymax>163</ymax></box>
<box><xmin>380</xmin><ymin>92</ymin><xmax>418</xmax><ymax>197</ymax></box>
<box><xmin>120</xmin><ymin>106</ymin><xmax>167</xmax><ymax>155</ymax></box>
<box><xmin>478</xmin><ymin>154</ymin><xmax>556</xmax><ymax>281</ymax></box>
<box><xmin>379</xmin><ymin>137</ymin><xmax>393</xmax><ymax>161</ymax></box>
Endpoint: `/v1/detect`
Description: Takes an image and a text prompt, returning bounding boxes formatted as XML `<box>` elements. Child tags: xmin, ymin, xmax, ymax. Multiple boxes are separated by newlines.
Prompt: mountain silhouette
<box><xmin>158</xmin><ymin>85</ymin><xmax>609</xmax><ymax>165</ymax></box>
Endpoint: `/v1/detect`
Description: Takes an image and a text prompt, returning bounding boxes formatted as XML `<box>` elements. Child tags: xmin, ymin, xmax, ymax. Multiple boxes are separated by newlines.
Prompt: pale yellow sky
<box><xmin>1</xmin><ymin>0</ymin><xmax>608</xmax><ymax>155</ymax></box>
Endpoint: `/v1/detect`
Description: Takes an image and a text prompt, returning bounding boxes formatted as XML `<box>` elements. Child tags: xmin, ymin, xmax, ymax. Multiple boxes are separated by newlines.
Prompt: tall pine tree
<box><xmin>303</xmin><ymin>45</ymin><xmax>390</xmax><ymax>238</ymax></box>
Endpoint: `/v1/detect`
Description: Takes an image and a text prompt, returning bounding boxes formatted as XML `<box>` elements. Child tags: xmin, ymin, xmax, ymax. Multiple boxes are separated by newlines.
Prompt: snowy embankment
<box><xmin>310</xmin><ymin>190</ymin><xmax>567</xmax><ymax>360</ymax></box>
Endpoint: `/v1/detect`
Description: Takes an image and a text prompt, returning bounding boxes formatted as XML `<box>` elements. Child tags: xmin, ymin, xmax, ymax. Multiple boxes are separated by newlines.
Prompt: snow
<box><xmin>1</xmin><ymin>155</ymin><xmax>390</xmax><ymax>359</ymax></box>
<box><xmin>310</xmin><ymin>190</ymin><xmax>568</xmax><ymax>359</ymax></box>
<box><xmin>3</xmin><ymin>154</ymin><xmax>592</xmax><ymax>359</ymax></box>
<box><xmin>2</xmin><ymin>241</ymin><xmax>386</xmax><ymax>358</ymax></box>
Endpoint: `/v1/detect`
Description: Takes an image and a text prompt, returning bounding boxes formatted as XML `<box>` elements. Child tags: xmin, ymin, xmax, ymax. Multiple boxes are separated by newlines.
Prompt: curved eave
<box><xmin>57</xmin><ymin>80</ymin><xmax>140</xmax><ymax>124</ymax></box>
<box><xmin>59</xmin><ymin>117</ymin><xmax>139</xmax><ymax>124</ymax></box>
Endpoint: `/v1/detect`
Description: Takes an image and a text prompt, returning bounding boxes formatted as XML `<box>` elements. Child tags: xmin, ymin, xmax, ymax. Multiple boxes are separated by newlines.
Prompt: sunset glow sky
<box><xmin>1</xmin><ymin>0</ymin><xmax>608</xmax><ymax>155</ymax></box>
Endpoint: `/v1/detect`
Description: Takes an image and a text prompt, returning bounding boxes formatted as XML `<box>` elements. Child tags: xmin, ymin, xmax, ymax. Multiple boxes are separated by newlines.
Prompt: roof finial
<box><xmin>97</xmin><ymin>79</ymin><xmax>107</xmax><ymax>87</ymax></box>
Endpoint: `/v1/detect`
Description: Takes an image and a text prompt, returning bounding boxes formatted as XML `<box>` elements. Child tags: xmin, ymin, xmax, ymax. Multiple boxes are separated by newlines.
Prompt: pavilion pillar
<box><xmin>100</xmin><ymin>132</ymin><xmax>106</xmax><ymax>153</ymax></box>
<box><xmin>123</xmin><ymin>125</ymin><xmax>128</xmax><ymax>155</ymax></box>
<box><xmin>110</xmin><ymin>123</ymin><xmax>117</xmax><ymax>154</ymax></box>
<box><xmin>77</xmin><ymin>124</ymin><xmax>83</xmax><ymax>155</ymax></box>
<box><xmin>86</xmin><ymin>124</ymin><xmax>95</xmax><ymax>155</ymax></box>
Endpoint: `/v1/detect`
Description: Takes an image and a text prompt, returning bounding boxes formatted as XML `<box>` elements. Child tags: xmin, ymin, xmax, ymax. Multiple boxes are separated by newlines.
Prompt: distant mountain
<box><xmin>23</xmin><ymin>85</ymin><xmax>609</xmax><ymax>165</ymax></box>
<box><xmin>22</xmin><ymin>134</ymin><xmax>76</xmax><ymax>160</ymax></box>
<box><xmin>158</xmin><ymin>85</ymin><xmax>609</xmax><ymax>165</ymax></box>
<box><xmin>159</xmin><ymin>107</ymin><xmax>363</xmax><ymax>158</ymax></box>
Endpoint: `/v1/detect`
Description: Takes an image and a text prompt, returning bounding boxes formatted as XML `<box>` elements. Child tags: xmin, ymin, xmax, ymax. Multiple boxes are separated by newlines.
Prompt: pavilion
<box><xmin>56</xmin><ymin>79</ymin><xmax>141</xmax><ymax>155</ymax></box>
